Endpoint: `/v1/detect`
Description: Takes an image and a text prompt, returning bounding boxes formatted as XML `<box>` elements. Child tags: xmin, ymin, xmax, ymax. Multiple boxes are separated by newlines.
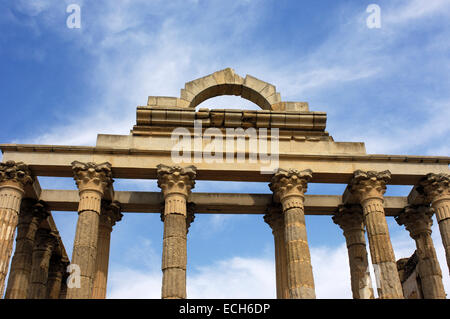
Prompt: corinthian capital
<box><xmin>269</xmin><ymin>168</ymin><xmax>312</xmax><ymax>203</ymax></box>
<box><xmin>100</xmin><ymin>200</ymin><xmax>123</xmax><ymax>228</ymax></box>
<box><xmin>349</xmin><ymin>170</ymin><xmax>391</xmax><ymax>202</ymax></box>
<box><xmin>332</xmin><ymin>204</ymin><xmax>364</xmax><ymax>232</ymax></box>
<box><xmin>417</xmin><ymin>173</ymin><xmax>450</xmax><ymax>203</ymax></box>
<box><xmin>34</xmin><ymin>229</ymin><xmax>59</xmax><ymax>255</ymax></box>
<box><xmin>0</xmin><ymin>160</ymin><xmax>34</xmax><ymax>188</ymax></box>
<box><xmin>263</xmin><ymin>204</ymin><xmax>283</xmax><ymax>231</ymax></box>
<box><xmin>156</xmin><ymin>164</ymin><xmax>197</xmax><ymax>198</ymax></box>
<box><xmin>19</xmin><ymin>199</ymin><xmax>50</xmax><ymax>227</ymax></box>
<box><xmin>395</xmin><ymin>205</ymin><xmax>434</xmax><ymax>238</ymax></box>
<box><xmin>71</xmin><ymin>161</ymin><xmax>113</xmax><ymax>194</ymax></box>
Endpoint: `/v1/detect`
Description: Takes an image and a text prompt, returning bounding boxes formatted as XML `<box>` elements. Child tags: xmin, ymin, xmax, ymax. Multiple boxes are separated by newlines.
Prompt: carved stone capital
<box><xmin>72</xmin><ymin>161</ymin><xmax>113</xmax><ymax>195</ymax></box>
<box><xmin>349</xmin><ymin>170</ymin><xmax>391</xmax><ymax>202</ymax></box>
<box><xmin>34</xmin><ymin>229</ymin><xmax>59</xmax><ymax>258</ymax></box>
<box><xmin>263</xmin><ymin>204</ymin><xmax>284</xmax><ymax>232</ymax></box>
<box><xmin>0</xmin><ymin>160</ymin><xmax>34</xmax><ymax>189</ymax></box>
<box><xmin>269</xmin><ymin>168</ymin><xmax>312</xmax><ymax>204</ymax></box>
<box><xmin>19</xmin><ymin>199</ymin><xmax>50</xmax><ymax>225</ymax></box>
<box><xmin>395</xmin><ymin>205</ymin><xmax>434</xmax><ymax>238</ymax></box>
<box><xmin>332</xmin><ymin>204</ymin><xmax>364</xmax><ymax>232</ymax></box>
<box><xmin>100</xmin><ymin>200</ymin><xmax>123</xmax><ymax>229</ymax></box>
<box><xmin>17</xmin><ymin>199</ymin><xmax>50</xmax><ymax>241</ymax></box>
<box><xmin>156</xmin><ymin>164</ymin><xmax>197</xmax><ymax>198</ymax></box>
<box><xmin>417</xmin><ymin>173</ymin><xmax>450</xmax><ymax>203</ymax></box>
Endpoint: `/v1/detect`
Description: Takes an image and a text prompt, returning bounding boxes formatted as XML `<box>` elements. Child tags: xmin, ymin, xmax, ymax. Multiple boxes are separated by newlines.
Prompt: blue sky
<box><xmin>1</xmin><ymin>0</ymin><xmax>449</xmax><ymax>298</ymax></box>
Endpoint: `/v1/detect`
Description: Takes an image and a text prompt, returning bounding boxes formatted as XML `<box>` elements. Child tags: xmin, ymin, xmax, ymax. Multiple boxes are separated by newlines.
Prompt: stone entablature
<box><xmin>133</xmin><ymin>107</ymin><xmax>328</xmax><ymax>136</ymax></box>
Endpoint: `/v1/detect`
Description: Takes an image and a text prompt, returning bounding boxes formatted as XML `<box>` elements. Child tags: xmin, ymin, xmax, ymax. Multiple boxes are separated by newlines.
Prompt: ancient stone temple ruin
<box><xmin>0</xmin><ymin>68</ymin><xmax>448</xmax><ymax>299</ymax></box>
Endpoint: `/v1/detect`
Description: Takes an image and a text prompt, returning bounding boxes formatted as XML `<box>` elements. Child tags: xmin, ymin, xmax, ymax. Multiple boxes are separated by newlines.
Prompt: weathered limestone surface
<box><xmin>5</xmin><ymin>199</ymin><xmax>49</xmax><ymax>299</ymax></box>
<box><xmin>349</xmin><ymin>170</ymin><xmax>404</xmax><ymax>299</ymax></box>
<box><xmin>396</xmin><ymin>205</ymin><xmax>446</xmax><ymax>299</ymax></box>
<box><xmin>92</xmin><ymin>200</ymin><xmax>122</xmax><ymax>299</ymax></box>
<box><xmin>264</xmin><ymin>204</ymin><xmax>289</xmax><ymax>299</ymax></box>
<box><xmin>270</xmin><ymin>168</ymin><xmax>316</xmax><ymax>299</ymax></box>
<box><xmin>28</xmin><ymin>229</ymin><xmax>58</xmax><ymax>299</ymax></box>
<box><xmin>67</xmin><ymin>161</ymin><xmax>113</xmax><ymax>299</ymax></box>
<box><xmin>157</xmin><ymin>164</ymin><xmax>196</xmax><ymax>299</ymax></box>
<box><xmin>417</xmin><ymin>173</ymin><xmax>450</xmax><ymax>275</ymax></box>
<box><xmin>0</xmin><ymin>161</ymin><xmax>33</xmax><ymax>296</ymax></box>
<box><xmin>333</xmin><ymin>204</ymin><xmax>374</xmax><ymax>299</ymax></box>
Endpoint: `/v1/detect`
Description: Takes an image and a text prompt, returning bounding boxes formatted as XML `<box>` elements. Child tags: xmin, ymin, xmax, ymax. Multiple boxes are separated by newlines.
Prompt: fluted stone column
<box><xmin>5</xmin><ymin>200</ymin><xmax>49</xmax><ymax>299</ymax></box>
<box><xmin>66</xmin><ymin>161</ymin><xmax>113</xmax><ymax>299</ymax></box>
<box><xmin>91</xmin><ymin>200</ymin><xmax>122</xmax><ymax>299</ymax></box>
<box><xmin>333</xmin><ymin>204</ymin><xmax>374</xmax><ymax>299</ymax></box>
<box><xmin>396</xmin><ymin>205</ymin><xmax>446</xmax><ymax>299</ymax></box>
<box><xmin>157</xmin><ymin>164</ymin><xmax>196</xmax><ymax>299</ymax></box>
<box><xmin>264</xmin><ymin>204</ymin><xmax>289</xmax><ymax>299</ymax></box>
<box><xmin>46</xmin><ymin>255</ymin><xmax>69</xmax><ymax>299</ymax></box>
<box><xmin>269</xmin><ymin>168</ymin><xmax>316</xmax><ymax>299</ymax></box>
<box><xmin>28</xmin><ymin>229</ymin><xmax>58</xmax><ymax>299</ymax></box>
<box><xmin>349</xmin><ymin>170</ymin><xmax>403</xmax><ymax>299</ymax></box>
<box><xmin>417</xmin><ymin>173</ymin><xmax>450</xmax><ymax>275</ymax></box>
<box><xmin>0</xmin><ymin>161</ymin><xmax>33</xmax><ymax>296</ymax></box>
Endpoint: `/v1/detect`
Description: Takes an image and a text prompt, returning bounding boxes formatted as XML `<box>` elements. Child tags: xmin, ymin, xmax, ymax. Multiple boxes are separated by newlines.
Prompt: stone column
<box><xmin>0</xmin><ymin>161</ymin><xmax>33</xmax><ymax>296</ymax></box>
<box><xmin>417</xmin><ymin>173</ymin><xmax>450</xmax><ymax>275</ymax></box>
<box><xmin>349</xmin><ymin>170</ymin><xmax>403</xmax><ymax>299</ymax></box>
<box><xmin>157</xmin><ymin>164</ymin><xmax>196</xmax><ymax>299</ymax></box>
<box><xmin>395</xmin><ymin>205</ymin><xmax>446</xmax><ymax>299</ymax></box>
<box><xmin>46</xmin><ymin>255</ymin><xmax>69</xmax><ymax>299</ymax></box>
<box><xmin>91</xmin><ymin>200</ymin><xmax>122</xmax><ymax>299</ymax></box>
<box><xmin>66</xmin><ymin>161</ymin><xmax>113</xmax><ymax>299</ymax></box>
<box><xmin>269</xmin><ymin>168</ymin><xmax>316</xmax><ymax>299</ymax></box>
<box><xmin>264</xmin><ymin>204</ymin><xmax>289</xmax><ymax>299</ymax></box>
<box><xmin>5</xmin><ymin>200</ymin><xmax>49</xmax><ymax>299</ymax></box>
<box><xmin>28</xmin><ymin>229</ymin><xmax>58</xmax><ymax>299</ymax></box>
<box><xmin>332</xmin><ymin>204</ymin><xmax>374</xmax><ymax>299</ymax></box>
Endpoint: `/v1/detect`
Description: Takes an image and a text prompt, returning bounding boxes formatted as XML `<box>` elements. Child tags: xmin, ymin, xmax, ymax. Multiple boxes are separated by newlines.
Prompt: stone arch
<box><xmin>180</xmin><ymin>68</ymin><xmax>281</xmax><ymax>110</ymax></box>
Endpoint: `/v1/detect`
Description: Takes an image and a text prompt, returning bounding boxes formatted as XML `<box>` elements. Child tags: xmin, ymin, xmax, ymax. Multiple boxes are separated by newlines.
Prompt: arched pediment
<box><xmin>145</xmin><ymin>68</ymin><xmax>308</xmax><ymax>112</ymax></box>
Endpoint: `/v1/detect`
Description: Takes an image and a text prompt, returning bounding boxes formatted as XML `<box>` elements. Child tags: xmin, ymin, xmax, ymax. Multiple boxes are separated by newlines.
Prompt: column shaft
<box><xmin>157</xmin><ymin>164</ymin><xmax>196</xmax><ymax>300</ymax></box>
<box><xmin>270</xmin><ymin>168</ymin><xmax>316</xmax><ymax>299</ymax></box>
<box><xmin>350</xmin><ymin>170</ymin><xmax>403</xmax><ymax>299</ymax></box>
<box><xmin>5</xmin><ymin>200</ymin><xmax>49</xmax><ymax>299</ymax></box>
<box><xmin>418</xmin><ymin>173</ymin><xmax>450</xmax><ymax>275</ymax></box>
<box><xmin>333</xmin><ymin>205</ymin><xmax>374</xmax><ymax>299</ymax></box>
<box><xmin>264</xmin><ymin>206</ymin><xmax>289</xmax><ymax>299</ymax></box>
<box><xmin>46</xmin><ymin>255</ymin><xmax>68</xmax><ymax>299</ymax></box>
<box><xmin>28</xmin><ymin>229</ymin><xmax>57</xmax><ymax>299</ymax></box>
<box><xmin>162</xmin><ymin>201</ymin><xmax>187</xmax><ymax>299</ymax></box>
<box><xmin>66</xmin><ymin>161</ymin><xmax>113</xmax><ymax>299</ymax></box>
<box><xmin>396</xmin><ymin>205</ymin><xmax>446</xmax><ymax>299</ymax></box>
<box><xmin>0</xmin><ymin>179</ymin><xmax>28</xmax><ymax>296</ymax></box>
<box><xmin>434</xmin><ymin>198</ymin><xmax>450</xmax><ymax>274</ymax></box>
<box><xmin>68</xmin><ymin>190</ymin><xmax>101</xmax><ymax>298</ymax></box>
<box><xmin>92</xmin><ymin>201</ymin><xmax>122</xmax><ymax>299</ymax></box>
